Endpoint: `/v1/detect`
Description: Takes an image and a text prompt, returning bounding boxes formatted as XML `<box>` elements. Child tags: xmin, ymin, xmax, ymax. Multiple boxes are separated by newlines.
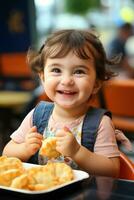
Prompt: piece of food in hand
<box><xmin>39</xmin><ymin>137</ymin><xmax>61</xmax><ymax>159</ymax></box>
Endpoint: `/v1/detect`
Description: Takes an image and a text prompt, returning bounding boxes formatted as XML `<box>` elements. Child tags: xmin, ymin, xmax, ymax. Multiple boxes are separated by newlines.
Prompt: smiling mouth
<box><xmin>57</xmin><ymin>90</ymin><xmax>77</xmax><ymax>95</ymax></box>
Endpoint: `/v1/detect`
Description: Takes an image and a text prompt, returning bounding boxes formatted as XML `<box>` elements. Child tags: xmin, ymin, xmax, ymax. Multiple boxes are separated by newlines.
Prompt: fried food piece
<box><xmin>54</xmin><ymin>162</ymin><xmax>74</xmax><ymax>184</ymax></box>
<box><xmin>26</xmin><ymin>165</ymin><xmax>59</xmax><ymax>190</ymax></box>
<box><xmin>16</xmin><ymin>162</ymin><xmax>74</xmax><ymax>191</ymax></box>
<box><xmin>0</xmin><ymin>155</ymin><xmax>7</xmax><ymax>162</ymax></box>
<box><xmin>39</xmin><ymin>137</ymin><xmax>61</xmax><ymax>159</ymax></box>
<box><xmin>28</xmin><ymin>183</ymin><xmax>49</xmax><ymax>191</ymax></box>
<box><xmin>11</xmin><ymin>174</ymin><xmax>36</xmax><ymax>190</ymax></box>
<box><xmin>0</xmin><ymin>156</ymin><xmax>24</xmax><ymax>172</ymax></box>
<box><xmin>0</xmin><ymin>169</ymin><xmax>23</xmax><ymax>187</ymax></box>
<box><xmin>0</xmin><ymin>156</ymin><xmax>22</xmax><ymax>166</ymax></box>
<box><xmin>0</xmin><ymin>156</ymin><xmax>25</xmax><ymax>187</ymax></box>
<box><xmin>27</xmin><ymin>162</ymin><xmax>74</xmax><ymax>190</ymax></box>
<box><xmin>0</xmin><ymin>156</ymin><xmax>74</xmax><ymax>191</ymax></box>
<box><xmin>45</xmin><ymin>162</ymin><xmax>74</xmax><ymax>184</ymax></box>
<box><xmin>10</xmin><ymin>166</ymin><xmax>56</xmax><ymax>191</ymax></box>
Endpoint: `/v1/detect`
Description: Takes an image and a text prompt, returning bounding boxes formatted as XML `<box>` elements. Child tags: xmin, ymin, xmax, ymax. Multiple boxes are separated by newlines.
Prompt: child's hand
<box><xmin>55</xmin><ymin>126</ymin><xmax>80</xmax><ymax>158</ymax></box>
<box><xmin>115</xmin><ymin>129</ymin><xmax>133</xmax><ymax>152</ymax></box>
<box><xmin>24</xmin><ymin>126</ymin><xmax>43</xmax><ymax>156</ymax></box>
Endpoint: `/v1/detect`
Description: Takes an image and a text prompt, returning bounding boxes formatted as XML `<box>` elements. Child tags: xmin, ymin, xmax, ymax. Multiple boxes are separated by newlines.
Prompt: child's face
<box><xmin>40</xmin><ymin>51</ymin><xmax>101</xmax><ymax>110</ymax></box>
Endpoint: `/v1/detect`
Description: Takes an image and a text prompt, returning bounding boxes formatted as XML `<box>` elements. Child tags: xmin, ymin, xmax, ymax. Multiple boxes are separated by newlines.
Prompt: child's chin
<box><xmin>56</xmin><ymin>101</ymin><xmax>74</xmax><ymax>108</ymax></box>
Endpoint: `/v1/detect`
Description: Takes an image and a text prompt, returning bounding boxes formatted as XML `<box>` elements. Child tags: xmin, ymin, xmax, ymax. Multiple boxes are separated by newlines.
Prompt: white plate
<box><xmin>0</xmin><ymin>162</ymin><xmax>89</xmax><ymax>194</ymax></box>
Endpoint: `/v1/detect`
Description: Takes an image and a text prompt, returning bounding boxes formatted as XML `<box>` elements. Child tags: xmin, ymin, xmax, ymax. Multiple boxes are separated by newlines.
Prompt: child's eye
<box><xmin>74</xmin><ymin>69</ymin><xmax>85</xmax><ymax>74</ymax></box>
<box><xmin>51</xmin><ymin>68</ymin><xmax>61</xmax><ymax>73</ymax></box>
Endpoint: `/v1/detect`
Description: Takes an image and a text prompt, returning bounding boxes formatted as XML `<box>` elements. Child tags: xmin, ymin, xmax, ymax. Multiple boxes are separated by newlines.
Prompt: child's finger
<box><xmin>56</xmin><ymin>126</ymin><xmax>72</xmax><ymax>136</ymax></box>
<box><xmin>63</xmin><ymin>126</ymin><xmax>70</xmax><ymax>132</ymax></box>
<box><xmin>28</xmin><ymin>137</ymin><xmax>42</xmax><ymax>146</ymax></box>
<box><xmin>63</xmin><ymin>126</ymin><xmax>72</xmax><ymax>136</ymax></box>
<box><xmin>56</xmin><ymin>130</ymin><xmax>72</xmax><ymax>139</ymax></box>
<box><xmin>29</xmin><ymin>126</ymin><xmax>37</xmax><ymax>133</ymax></box>
<box><xmin>56</xmin><ymin>129</ymin><xmax>66</xmax><ymax>137</ymax></box>
<box><xmin>30</xmin><ymin>143</ymin><xmax>41</xmax><ymax>154</ymax></box>
<box><xmin>27</xmin><ymin>132</ymin><xmax>43</xmax><ymax>140</ymax></box>
<box><xmin>27</xmin><ymin>126</ymin><xmax>43</xmax><ymax>138</ymax></box>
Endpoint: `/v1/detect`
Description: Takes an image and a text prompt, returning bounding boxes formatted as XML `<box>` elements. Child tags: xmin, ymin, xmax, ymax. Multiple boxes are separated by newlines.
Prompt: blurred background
<box><xmin>0</xmin><ymin>0</ymin><xmax>134</xmax><ymax>158</ymax></box>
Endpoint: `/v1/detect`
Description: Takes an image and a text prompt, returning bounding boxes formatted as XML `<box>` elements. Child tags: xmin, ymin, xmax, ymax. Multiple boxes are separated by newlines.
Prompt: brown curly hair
<box><xmin>27</xmin><ymin>29</ymin><xmax>120</xmax><ymax>81</ymax></box>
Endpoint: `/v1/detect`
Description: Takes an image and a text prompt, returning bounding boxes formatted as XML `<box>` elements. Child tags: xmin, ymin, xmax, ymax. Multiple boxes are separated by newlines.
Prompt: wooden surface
<box><xmin>0</xmin><ymin>91</ymin><xmax>32</xmax><ymax>108</ymax></box>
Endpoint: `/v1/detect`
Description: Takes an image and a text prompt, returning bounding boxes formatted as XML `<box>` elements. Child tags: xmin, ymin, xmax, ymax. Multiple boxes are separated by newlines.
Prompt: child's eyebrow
<box><xmin>47</xmin><ymin>63</ymin><xmax>63</xmax><ymax>68</ymax></box>
<box><xmin>75</xmin><ymin>65</ymin><xmax>89</xmax><ymax>69</ymax></box>
<box><xmin>73</xmin><ymin>65</ymin><xmax>90</xmax><ymax>72</ymax></box>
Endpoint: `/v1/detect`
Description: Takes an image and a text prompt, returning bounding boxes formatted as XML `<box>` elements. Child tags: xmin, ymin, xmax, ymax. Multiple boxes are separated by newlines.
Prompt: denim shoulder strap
<box><xmin>28</xmin><ymin>101</ymin><xmax>54</xmax><ymax>164</ymax></box>
<box><xmin>82</xmin><ymin>107</ymin><xmax>111</xmax><ymax>151</ymax></box>
<box><xmin>33</xmin><ymin>101</ymin><xmax>54</xmax><ymax>134</ymax></box>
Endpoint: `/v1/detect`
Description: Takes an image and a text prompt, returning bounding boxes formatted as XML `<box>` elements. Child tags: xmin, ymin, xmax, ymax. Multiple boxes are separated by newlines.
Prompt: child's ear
<box><xmin>92</xmin><ymin>80</ymin><xmax>102</xmax><ymax>95</ymax></box>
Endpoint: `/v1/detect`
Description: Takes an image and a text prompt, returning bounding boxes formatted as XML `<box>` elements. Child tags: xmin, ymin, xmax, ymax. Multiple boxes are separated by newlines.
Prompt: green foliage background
<box><xmin>64</xmin><ymin>0</ymin><xmax>101</xmax><ymax>15</ymax></box>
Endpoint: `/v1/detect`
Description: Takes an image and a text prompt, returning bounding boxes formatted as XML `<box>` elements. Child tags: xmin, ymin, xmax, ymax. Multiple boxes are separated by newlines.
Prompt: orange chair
<box><xmin>1</xmin><ymin>52</ymin><xmax>32</xmax><ymax>77</ymax></box>
<box><xmin>102</xmin><ymin>79</ymin><xmax>134</xmax><ymax>133</ymax></box>
<box><xmin>0</xmin><ymin>53</ymin><xmax>35</xmax><ymax>90</ymax></box>
<box><xmin>119</xmin><ymin>151</ymin><xmax>134</xmax><ymax>180</ymax></box>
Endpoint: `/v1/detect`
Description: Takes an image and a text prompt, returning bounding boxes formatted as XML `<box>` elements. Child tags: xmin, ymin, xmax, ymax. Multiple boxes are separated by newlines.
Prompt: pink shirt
<box><xmin>11</xmin><ymin>109</ymin><xmax>119</xmax><ymax>158</ymax></box>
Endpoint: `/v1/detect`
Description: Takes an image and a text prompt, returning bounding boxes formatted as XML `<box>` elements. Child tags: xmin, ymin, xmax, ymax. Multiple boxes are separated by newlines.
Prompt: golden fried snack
<box><xmin>11</xmin><ymin>174</ymin><xmax>36</xmax><ymax>190</ymax></box>
<box><xmin>26</xmin><ymin>165</ymin><xmax>59</xmax><ymax>190</ymax></box>
<box><xmin>0</xmin><ymin>155</ymin><xmax>7</xmax><ymax>162</ymax></box>
<box><xmin>39</xmin><ymin>137</ymin><xmax>61</xmax><ymax>159</ymax></box>
<box><xmin>15</xmin><ymin>162</ymin><xmax>74</xmax><ymax>191</ymax></box>
<box><xmin>0</xmin><ymin>156</ymin><xmax>74</xmax><ymax>191</ymax></box>
<box><xmin>26</xmin><ymin>162</ymin><xmax>74</xmax><ymax>190</ymax></box>
<box><xmin>0</xmin><ymin>156</ymin><xmax>24</xmax><ymax>172</ymax></box>
<box><xmin>0</xmin><ymin>156</ymin><xmax>25</xmax><ymax>187</ymax></box>
<box><xmin>54</xmin><ymin>162</ymin><xmax>74</xmax><ymax>184</ymax></box>
<box><xmin>10</xmin><ymin>167</ymin><xmax>55</xmax><ymax>191</ymax></box>
<box><xmin>45</xmin><ymin>162</ymin><xmax>74</xmax><ymax>184</ymax></box>
<box><xmin>0</xmin><ymin>156</ymin><xmax>22</xmax><ymax>166</ymax></box>
<box><xmin>0</xmin><ymin>169</ymin><xmax>23</xmax><ymax>187</ymax></box>
<box><xmin>28</xmin><ymin>183</ymin><xmax>49</xmax><ymax>191</ymax></box>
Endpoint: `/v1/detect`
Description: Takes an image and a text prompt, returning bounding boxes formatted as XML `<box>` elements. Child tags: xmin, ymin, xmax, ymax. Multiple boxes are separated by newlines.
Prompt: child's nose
<box><xmin>61</xmin><ymin>74</ymin><xmax>74</xmax><ymax>85</ymax></box>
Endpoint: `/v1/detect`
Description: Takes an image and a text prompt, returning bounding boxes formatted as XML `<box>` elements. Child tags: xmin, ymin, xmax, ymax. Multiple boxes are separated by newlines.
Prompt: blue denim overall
<box><xmin>28</xmin><ymin>101</ymin><xmax>111</xmax><ymax>164</ymax></box>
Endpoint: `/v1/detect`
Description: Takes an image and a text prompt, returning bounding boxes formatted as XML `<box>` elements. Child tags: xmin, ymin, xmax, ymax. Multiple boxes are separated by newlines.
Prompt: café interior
<box><xmin>0</xmin><ymin>1</ymin><xmax>134</xmax><ymax>199</ymax></box>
